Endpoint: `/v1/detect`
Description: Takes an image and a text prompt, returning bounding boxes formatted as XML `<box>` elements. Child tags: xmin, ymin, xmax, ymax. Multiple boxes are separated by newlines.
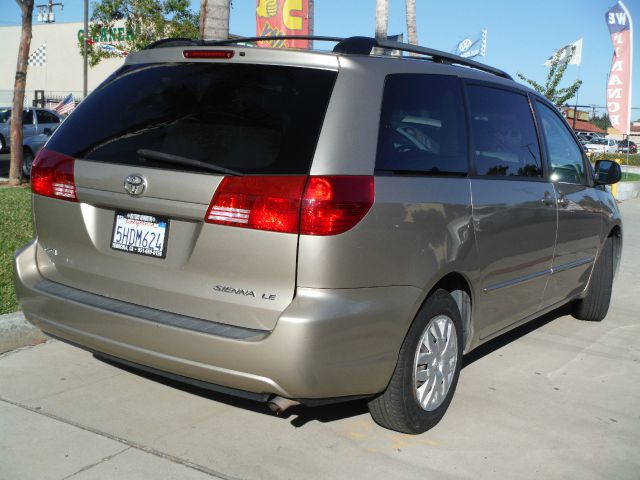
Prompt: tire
<box><xmin>572</xmin><ymin>237</ymin><xmax>614</xmax><ymax>322</ymax></box>
<box><xmin>0</xmin><ymin>134</ymin><xmax>5</xmax><ymax>152</ymax></box>
<box><xmin>368</xmin><ymin>289</ymin><xmax>463</xmax><ymax>434</ymax></box>
<box><xmin>22</xmin><ymin>149</ymin><xmax>34</xmax><ymax>179</ymax></box>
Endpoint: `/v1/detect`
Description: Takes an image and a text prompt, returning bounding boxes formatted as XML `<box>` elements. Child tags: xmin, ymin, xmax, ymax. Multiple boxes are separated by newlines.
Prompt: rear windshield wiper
<box><xmin>137</xmin><ymin>149</ymin><xmax>244</xmax><ymax>176</ymax></box>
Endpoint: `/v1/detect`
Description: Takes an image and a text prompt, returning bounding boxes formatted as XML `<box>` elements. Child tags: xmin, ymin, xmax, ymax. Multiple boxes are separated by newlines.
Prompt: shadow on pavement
<box><xmin>93</xmin><ymin>303</ymin><xmax>573</xmax><ymax>428</ymax></box>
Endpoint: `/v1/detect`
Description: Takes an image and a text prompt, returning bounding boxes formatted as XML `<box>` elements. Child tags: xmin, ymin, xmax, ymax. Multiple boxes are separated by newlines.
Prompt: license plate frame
<box><xmin>110</xmin><ymin>211</ymin><xmax>169</xmax><ymax>259</ymax></box>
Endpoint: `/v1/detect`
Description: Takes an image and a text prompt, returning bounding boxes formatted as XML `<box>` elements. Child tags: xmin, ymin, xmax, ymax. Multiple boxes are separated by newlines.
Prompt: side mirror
<box><xmin>594</xmin><ymin>160</ymin><xmax>621</xmax><ymax>185</ymax></box>
<box><xmin>43</xmin><ymin>128</ymin><xmax>52</xmax><ymax>136</ymax></box>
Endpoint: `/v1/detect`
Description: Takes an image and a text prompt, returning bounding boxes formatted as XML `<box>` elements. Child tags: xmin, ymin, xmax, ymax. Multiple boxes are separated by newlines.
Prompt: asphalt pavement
<box><xmin>1</xmin><ymin>200</ymin><xmax>639</xmax><ymax>480</ymax></box>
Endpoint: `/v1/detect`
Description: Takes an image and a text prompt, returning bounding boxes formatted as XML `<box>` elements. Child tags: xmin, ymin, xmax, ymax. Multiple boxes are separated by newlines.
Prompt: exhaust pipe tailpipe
<box><xmin>268</xmin><ymin>396</ymin><xmax>300</xmax><ymax>415</ymax></box>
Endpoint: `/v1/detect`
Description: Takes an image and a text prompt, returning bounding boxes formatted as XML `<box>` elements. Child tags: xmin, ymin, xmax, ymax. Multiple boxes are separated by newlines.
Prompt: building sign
<box><xmin>256</xmin><ymin>0</ymin><xmax>311</xmax><ymax>48</ymax></box>
<box><xmin>77</xmin><ymin>26</ymin><xmax>136</xmax><ymax>44</ymax></box>
<box><xmin>605</xmin><ymin>1</ymin><xmax>633</xmax><ymax>135</ymax></box>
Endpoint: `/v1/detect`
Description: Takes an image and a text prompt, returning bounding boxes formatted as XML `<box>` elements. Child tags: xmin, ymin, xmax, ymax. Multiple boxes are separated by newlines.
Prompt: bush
<box><xmin>589</xmin><ymin>152</ymin><xmax>640</xmax><ymax>166</ymax></box>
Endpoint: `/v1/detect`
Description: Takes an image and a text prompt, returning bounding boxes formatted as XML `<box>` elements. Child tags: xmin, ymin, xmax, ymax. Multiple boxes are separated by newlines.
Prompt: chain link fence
<box><xmin>0</xmin><ymin>90</ymin><xmax>84</xmax><ymax>108</ymax></box>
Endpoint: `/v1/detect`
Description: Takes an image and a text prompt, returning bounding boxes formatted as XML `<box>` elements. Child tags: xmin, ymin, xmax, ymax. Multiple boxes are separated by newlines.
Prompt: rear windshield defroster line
<box><xmin>46</xmin><ymin>63</ymin><xmax>337</xmax><ymax>175</ymax></box>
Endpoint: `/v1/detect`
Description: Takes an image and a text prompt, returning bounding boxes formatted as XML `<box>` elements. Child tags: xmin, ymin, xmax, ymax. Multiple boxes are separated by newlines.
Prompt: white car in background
<box><xmin>584</xmin><ymin>137</ymin><xmax>618</xmax><ymax>154</ymax></box>
<box><xmin>0</xmin><ymin>107</ymin><xmax>63</xmax><ymax>151</ymax></box>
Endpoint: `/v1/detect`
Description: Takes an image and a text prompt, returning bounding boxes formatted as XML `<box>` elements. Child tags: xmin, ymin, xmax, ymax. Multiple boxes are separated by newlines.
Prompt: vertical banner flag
<box><xmin>256</xmin><ymin>0</ymin><xmax>311</xmax><ymax>49</ymax></box>
<box><xmin>452</xmin><ymin>30</ymin><xmax>487</xmax><ymax>59</ymax></box>
<box><xmin>605</xmin><ymin>1</ymin><xmax>633</xmax><ymax>135</ymax></box>
<box><xmin>544</xmin><ymin>38</ymin><xmax>583</xmax><ymax>67</ymax></box>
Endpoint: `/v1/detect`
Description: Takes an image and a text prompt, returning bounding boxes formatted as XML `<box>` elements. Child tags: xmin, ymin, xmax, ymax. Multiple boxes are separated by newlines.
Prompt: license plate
<box><xmin>110</xmin><ymin>211</ymin><xmax>169</xmax><ymax>258</ymax></box>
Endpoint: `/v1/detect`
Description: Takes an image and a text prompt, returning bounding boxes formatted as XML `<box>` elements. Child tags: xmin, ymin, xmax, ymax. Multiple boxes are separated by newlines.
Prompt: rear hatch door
<box><xmin>33</xmin><ymin>54</ymin><xmax>337</xmax><ymax>331</ymax></box>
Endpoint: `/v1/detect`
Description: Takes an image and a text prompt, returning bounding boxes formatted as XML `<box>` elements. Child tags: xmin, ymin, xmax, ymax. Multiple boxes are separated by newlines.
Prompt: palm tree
<box><xmin>405</xmin><ymin>0</ymin><xmax>418</xmax><ymax>46</ymax></box>
<box><xmin>200</xmin><ymin>0</ymin><xmax>230</xmax><ymax>40</ymax></box>
<box><xmin>8</xmin><ymin>0</ymin><xmax>34</xmax><ymax>186</ymax></box>
<box><xmin>375</xmin><ymin>0</ymin><xmax>388</xmax><ymax>55</ymax></box>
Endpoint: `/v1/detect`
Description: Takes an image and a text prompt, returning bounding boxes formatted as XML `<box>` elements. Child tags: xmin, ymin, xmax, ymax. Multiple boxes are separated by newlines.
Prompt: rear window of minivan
<box><xmin>46</xmin><ymin>63</ymin><xmax>337</xmax><ymax>175</ymax></box>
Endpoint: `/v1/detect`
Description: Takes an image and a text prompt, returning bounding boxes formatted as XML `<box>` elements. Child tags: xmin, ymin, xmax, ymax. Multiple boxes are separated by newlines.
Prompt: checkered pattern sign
<box><xmin>28</xmin><ymin>42</ymin><xmax>47</xmax><ymax>67</ymax></box>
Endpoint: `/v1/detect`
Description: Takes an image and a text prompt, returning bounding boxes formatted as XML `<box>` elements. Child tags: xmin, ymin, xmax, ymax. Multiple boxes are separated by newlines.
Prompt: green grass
<box><xmin>620</xmin><ymin>172</ymin><xmax>640</xmax><ymax>182</ymax></box>
<box><xmin>0</xmin><ymin>186</ymin><xmax>33</xmax><ymax>314</ymax></box>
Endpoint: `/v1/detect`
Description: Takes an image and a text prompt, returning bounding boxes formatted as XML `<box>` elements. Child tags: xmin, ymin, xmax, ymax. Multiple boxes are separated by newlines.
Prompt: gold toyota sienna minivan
<box><xmin>14</xmin><ymin>36</ymin><xmax>623</xmax><ymax>434</ymax></box>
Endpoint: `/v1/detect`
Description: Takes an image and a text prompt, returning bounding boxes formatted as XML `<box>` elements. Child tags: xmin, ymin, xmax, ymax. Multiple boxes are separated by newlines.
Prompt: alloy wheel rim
<box><xmin>23</xmin><ymin>156</ymin><xmax>33</xmax><ymax>176</ymax></box>
<box><xmin>413</xmin><ymin>314</ymin><xmax>458</xmax><ymax>411</ymax></box>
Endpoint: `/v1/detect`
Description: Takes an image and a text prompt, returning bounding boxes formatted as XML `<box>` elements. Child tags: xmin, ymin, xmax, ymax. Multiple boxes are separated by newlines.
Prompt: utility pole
<box><xmin>36</xmin><ymin>0</ymin><xmax>63</xmax><ymax>23</ymax></box>
<box><xmin>83</xmin><ymin>0</ymin><xmax>88</xmax><ymax>97</ymax></box>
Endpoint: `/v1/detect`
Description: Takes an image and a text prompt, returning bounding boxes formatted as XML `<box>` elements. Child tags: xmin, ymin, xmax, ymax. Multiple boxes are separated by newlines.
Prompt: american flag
<box><xmin>54</xmin><ymin>93</ymin><xmax>75</xmax><ymax>115</ymax></box>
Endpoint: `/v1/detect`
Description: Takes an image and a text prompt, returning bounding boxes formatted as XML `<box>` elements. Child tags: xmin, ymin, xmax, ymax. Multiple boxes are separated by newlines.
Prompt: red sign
<box><xmin>605</xmin><ymin>1</ymin><xmax>633</xmax><ymax>135</ymax></box>
<box><xmin>256</xmin><ymin>0</ymin><xmax>311</xmax><ymax>49</ymax></box>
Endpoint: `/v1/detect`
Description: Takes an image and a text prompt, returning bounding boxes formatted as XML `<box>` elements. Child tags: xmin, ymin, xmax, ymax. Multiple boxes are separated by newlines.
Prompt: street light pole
<box><xmin>83</xmin><ymin>0</ymin><xmax>88</xmax><ymax>97</ymax></box>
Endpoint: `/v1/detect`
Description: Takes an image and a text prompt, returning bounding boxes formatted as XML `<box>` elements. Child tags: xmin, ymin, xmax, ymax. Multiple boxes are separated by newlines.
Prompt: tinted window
<box><xmin>376</xmin><ymin>74</ymin><xmax>468</xmax><ymax>175</ymax></box>
<box><xmin>536</xmin><ymin>101</ymin><xmax>586</xmax><ymax>184</ymax></box>
<box><xmin>22</xmin><ymin>110</ymin><xmax>33</xmax><ymax>124</ymax></box>
<box><xmin>36</xmin><ymin>110</ymin><xmax>60</xmax><ymax>124</ymax></box>
<box><xmin>47</xmin><ymin>63</ymin><xmax>337</xmax><ymax>175</ymax></box>
<box><xmin>468</xmin><ymin>86</ymin><xmax>542</xmax><ymax>177</ymax></box>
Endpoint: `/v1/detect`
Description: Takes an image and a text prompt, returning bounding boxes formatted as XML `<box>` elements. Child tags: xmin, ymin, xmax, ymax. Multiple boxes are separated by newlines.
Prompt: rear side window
<box><xmin>468</xmin><ymin>85</ymin><xmax>542</xmax><ymax>178</ymax></box>
<box><xmin>22</xmin><ymin>110</ymin><xmax>33</xmax><ymax>124</ymax></box>
<box><xmin>376</xmin><ymin>74</ymin><xmax>468</xmax><ymax>175</ymax></box>
<box><xmin>46</xmin><ymin>63</ymin><xmax>337</xmax><ymax>175</ymax></box>
<box><xmin>36</xmin><ymin>110</ymin><xmax>60</xmax><ymax>124</ymax></box>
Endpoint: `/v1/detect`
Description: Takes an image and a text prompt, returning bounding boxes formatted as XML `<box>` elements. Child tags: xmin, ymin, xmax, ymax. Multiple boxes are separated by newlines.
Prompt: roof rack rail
<box><xmin>143</xmin><ymin>38</ymin><xmax>200</xmax><ymax>50</ymax></box>
<box><xmin>333</xmin><ymin>36</ymin><xmax>512</xmax><ymax>80</ymax></box>
<box><xmin>204</xmin><ymin>35</ymin><xmax>344</xmax><ymax>46</ymax></box>
<box><xmin>142</xmin><ymin>35</ymin><xmax>512</xmax><ymax>80</ymax></box>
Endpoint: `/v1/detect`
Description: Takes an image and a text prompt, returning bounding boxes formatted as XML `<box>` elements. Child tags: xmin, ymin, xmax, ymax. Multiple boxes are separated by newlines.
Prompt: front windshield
<box><xmin>0</xmin><ymin>108</ymin><xmax>10</xmax><ymax>123</ymax></box>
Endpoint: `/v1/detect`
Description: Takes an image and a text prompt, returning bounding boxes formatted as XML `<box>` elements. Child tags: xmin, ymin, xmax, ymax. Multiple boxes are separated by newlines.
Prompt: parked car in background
<box><xmin>0</xmin><ymin>107</ymin><xmax>63</xmax><ymax>152</ymax></box>
<box><xmin>576</xmin><ymin>132</ymin><xmax>604</xmax><ymax>146</ymax></box>
<box><xmin>584</xmin><ymin>137</ymin><xmax>618</xmax><ymax>154</ymax></box>
<box><xmin>617</xmin><ymin>139</ymin><xmax>637</xmax><ymax>154</ymax></box>
<box><xmin>22</xmin><ymin>127</ymin><xmax>56</xmax><ymax>178</ymax></box>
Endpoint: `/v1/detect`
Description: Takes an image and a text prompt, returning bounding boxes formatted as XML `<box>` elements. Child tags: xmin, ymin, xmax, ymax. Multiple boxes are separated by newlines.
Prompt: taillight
<box><xmin>205</xmin><ymin>175</ymin><xmax>374</xmax><ymax>236</ymax></box>
<box><xmin>301</xmin><ymin>176</ymin><xmax>374</xmax><ymax>236</ymax></box>
<box><xmin>31</xmin><ymin>149</ymin><xmax>77</xmax><ymax>202</ymax></box>
<box><xmin>205</xmin><ymin>176</ymin><xmax>307</xmax><ymax>234</ymax></box>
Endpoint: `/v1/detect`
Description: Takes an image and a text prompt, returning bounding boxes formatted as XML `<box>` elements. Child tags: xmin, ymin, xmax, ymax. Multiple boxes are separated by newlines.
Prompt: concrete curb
<box><xmin>0</xmin><ymin>311</ymin><xmax>48</xmax><ymax>354</ymax></box>
<box><xmin>616</xmin><ymin>180</ymin><xmax>640</xmax><ymax>201</ymax></box>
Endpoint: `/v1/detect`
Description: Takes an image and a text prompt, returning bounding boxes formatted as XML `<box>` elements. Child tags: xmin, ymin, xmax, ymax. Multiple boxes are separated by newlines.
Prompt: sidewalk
<box><xmin>1</xmin><ymin>201</ymin><xmax>639</xmax><ymax>480</ymax></box>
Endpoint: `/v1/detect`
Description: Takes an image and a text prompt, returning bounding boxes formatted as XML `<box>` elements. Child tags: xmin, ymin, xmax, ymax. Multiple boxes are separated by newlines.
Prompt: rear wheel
<box><xmin>22</xmin><ymin>149</ymin><xmax>35</xmax><ymax>179</ymax></box>
<box><xmin>572</xmin><ymin>237</ymin><xmax>614</xmax><ymax>322</ymax></box>
<box><xmin>368</xmin><ymin>289</ymin><xmax>463</xmax><ymax>434</ymax></box>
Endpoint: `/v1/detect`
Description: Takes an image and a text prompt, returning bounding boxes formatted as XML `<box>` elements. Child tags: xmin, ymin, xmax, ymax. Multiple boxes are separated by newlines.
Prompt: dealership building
<box><xmin>0</xmin><ymin>21</ymin><xmax>124</xmax><ymax>107</ymax></box>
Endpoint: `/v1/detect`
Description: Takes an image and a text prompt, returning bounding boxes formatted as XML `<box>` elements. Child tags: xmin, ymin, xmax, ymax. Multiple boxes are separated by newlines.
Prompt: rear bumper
<box><xmin>14</xmin><ymin>239</ymin><xmax>422</xmax><ymax>400</ymax></box>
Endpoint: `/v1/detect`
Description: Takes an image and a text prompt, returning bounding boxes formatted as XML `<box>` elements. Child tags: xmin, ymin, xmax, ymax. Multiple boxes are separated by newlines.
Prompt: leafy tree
<box><xmin>78</xmin><ymin>0</ymin><xmax>199</xmax><ymax>67</ymax></box>
<box><xmin>517</xmin><ymin>46</ymin><xmax>582</xmax><ymax>108</ymax></box>
<box><xmin>8</xmin><ymin>0</ymin><xmax>34</xmax><ymax>186</ymax></box>
<box><xmin>591</xmin><ymin>113</ymin><xmax>612</xmax><ymax>131</ymax></box>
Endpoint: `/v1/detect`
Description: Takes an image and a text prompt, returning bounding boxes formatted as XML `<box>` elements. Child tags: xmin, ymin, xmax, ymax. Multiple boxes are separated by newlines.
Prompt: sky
<box><xmin>0</xmin><ymin>0</ymin><xmax>638</xmax><ymax>118</ymax></box>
